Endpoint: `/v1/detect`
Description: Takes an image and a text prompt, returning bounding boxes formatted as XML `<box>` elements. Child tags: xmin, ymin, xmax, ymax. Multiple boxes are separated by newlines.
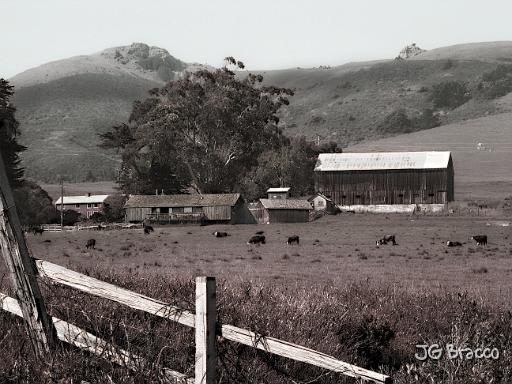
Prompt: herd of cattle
<box><xmin>25</xmin><ymin>223</ymin><xmax>490</xmax><ymax>251</ymax></box>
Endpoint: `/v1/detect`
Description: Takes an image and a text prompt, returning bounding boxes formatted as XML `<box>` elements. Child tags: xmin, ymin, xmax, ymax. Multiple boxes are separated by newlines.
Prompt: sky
<box><xmin>2</xmin><ymin>0</ymin><xmax>512</xmax><ymax>78</ymax></box>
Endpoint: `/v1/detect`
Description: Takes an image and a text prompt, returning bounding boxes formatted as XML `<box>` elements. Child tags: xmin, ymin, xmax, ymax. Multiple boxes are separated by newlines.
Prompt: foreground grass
<box><xmin>1</xmin><ymin>267</ymin><xmax>511</xmax><ymax>383</ymax></box>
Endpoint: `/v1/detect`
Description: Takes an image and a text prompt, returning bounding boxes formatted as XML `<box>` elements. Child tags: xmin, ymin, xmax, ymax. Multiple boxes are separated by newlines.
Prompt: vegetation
<box><xmin>478</xmin><ymin>64</ymin><xmax>512</xmax><ymax>99</ymax></box>
<box><xmin>376</xmin><ymin>108</ymin><xmax>440</xmax><ymax>135</ymax></box>
<box><xmin>1</xmin><ymin>268</ymin><xmax>511</xmax><ymax>383</ymax></box>
<box><xmin>431</xmin><ymin>81</ymin><xmax>471</xmax><ymax>109</ymax></box>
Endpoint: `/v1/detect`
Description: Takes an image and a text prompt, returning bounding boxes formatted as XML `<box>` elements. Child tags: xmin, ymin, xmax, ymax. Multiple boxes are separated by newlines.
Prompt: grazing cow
<box><xmin>86</xmin><ymin>239</ymin><xmax>96</xmax><ymax>249</ymax></box>
<box><xmin>471</xmin><ymin>235</ymin><xmax>487</xmax><ymax>246</ymax></box>
<box><xmin>247</xmin><ymin>235</ymin><xmax>266</xmax><ymax>245</ymax></box>
<box><xmin>376</xmin><ymin>235</ymin><xmax>397</xmax><ymax>246</ymax></box>
<box><xmin>32</xmin><ymin>228</ymin><xmax>44</xmax><ymax>236</ymax></box>
<box><xmin>213</xmin><ymin>231</ymin><xmax>229</xmax><ymax>237</ymax></box>
<box><xmin>144</xmin><ymin>225</ymin><xmax>154</xmax><ymax>234</ymax></box>
<box><xmin>447</xmin><ymin>241</ymin><xmax>463</xmax><ymax>247</ymax></box>
<box><xmin>97</xmin><ymin>224</ymin><xmax>104</xmax><ymax>231</ymax></box>
<box><xmin>255</xmin><ymin>231</ymin><xmax>265</xmax><ymax>235</ymax></box>
<box><xmin>287</xmin><ymin>235</ymin><xmax>300</xmax><ymax>245</ymax></box>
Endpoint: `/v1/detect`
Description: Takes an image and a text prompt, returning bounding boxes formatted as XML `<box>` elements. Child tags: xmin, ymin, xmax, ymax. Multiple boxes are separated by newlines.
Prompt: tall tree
<box><xmin>0</xmin><ymin>79</ymin><xmax>26</xmax><ymax>187</ymax></box>
<box><xmin>101</xmin><ymin>59</ymin><xmax>293</xmax><ymax>194</ymax></box>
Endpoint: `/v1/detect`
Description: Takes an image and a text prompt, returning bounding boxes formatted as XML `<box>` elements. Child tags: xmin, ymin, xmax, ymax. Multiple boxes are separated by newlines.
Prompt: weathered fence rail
<box><xmin>0</xmin><ymin>259</ymin><xmax>392</xmax><ymax>383</ymax></box>
<box><xmin>41</xmin><ymin>223</ymin><xmax>143</xmax><ymax>232</ymax></box>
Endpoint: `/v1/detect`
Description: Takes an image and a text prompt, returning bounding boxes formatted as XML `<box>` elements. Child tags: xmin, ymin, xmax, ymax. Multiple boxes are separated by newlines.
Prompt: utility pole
<box><xmin>60</xmin><ymin>178</ymin><xmax>64</xmax><ymax>231</ymax></box>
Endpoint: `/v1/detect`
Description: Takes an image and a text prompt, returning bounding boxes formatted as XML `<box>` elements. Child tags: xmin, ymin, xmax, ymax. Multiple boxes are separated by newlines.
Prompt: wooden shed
<box><xmin>314</xmin><ymin>151</ymin><xmax>454</xmax><ymax>206</ymax></box>
<box><xmin>256</xmin><ymin>199</ymin><xmax>313</xmax><ymax>223</ymax></box>
<box><xmin>124</xmin><ymin>193</ymin><xmax>255</xmax><ymax>224</ymax></box>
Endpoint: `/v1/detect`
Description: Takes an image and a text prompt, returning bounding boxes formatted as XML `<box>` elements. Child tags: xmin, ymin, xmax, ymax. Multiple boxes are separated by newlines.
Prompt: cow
<box><xmin>86</xmin><ymin>239</ymin><xmax>96</xmax><ymax>249</ymax></box>
<box><xmin>213</xmin><ymin>231</ymin><xmax>230</xmax><ymax>237</ymax></box>
<box><xmin>255</xmin><ymin>231</ymin><xmax>265</xmax><ymax>235</ymax></box>
<box><xmin>97</xmin><ymin>224</ymin><xmax>104</xmax><ymax>231</ymax></box>
<box><xmin>144</xmin><ymin>225</ymin><xmax>154</xmax><ymax>234</ymax></box>
<box><xmin>447</xmin><ymin>241</ymin><xmax>463</xmax><ymax>247</ymax></box>
<box><xmin>32</xmin><ymin>227</ymin><xmax>44</xmax><ymax>236</ymax></box>
<box><xmin>471</xmin><ymin>235</ymin><xmax>487</xmax><ymax>246</ymax></box>
<box><xmin>376</xmin><ymin>235</ymin><xmax>397</xmax><ymax>246</ymax></box>
<box><xmin>247</xmin><ymin>235</ymin><xmax>266</xmax><ymax>245</ymax></box>
<box><xmin>287</xmin><ymin>235</ymin><xmax>300</xmax><ymax>245</ymax></box>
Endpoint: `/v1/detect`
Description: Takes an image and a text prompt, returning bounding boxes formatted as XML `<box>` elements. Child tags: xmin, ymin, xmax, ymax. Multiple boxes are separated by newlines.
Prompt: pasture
<box><xmin>14</xmin><ymin>213</ymin><xmax>512</xmax><ymax>303</ymax></box>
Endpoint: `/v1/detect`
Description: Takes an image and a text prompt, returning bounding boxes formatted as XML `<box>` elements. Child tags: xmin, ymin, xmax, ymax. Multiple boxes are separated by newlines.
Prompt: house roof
<box><xmin>125</xmin><ymin>193</ymin><xmax>241</xmax><ymax>208</ymax></box>
<box><xmin>55</xmin><ymin>195</ymin><xmax>110</xmax><ymax>205</ymax></box>
<box><xmin>314</xmin><ymin>151</ymin><xmax>452</xmax><ymax>171</ymax></box>
<box><xmin>260</xmin><ymin>199</ymin><xmax>313</xmax><ymax>210</ymax></box>
<box><xmin>266</xmin><ymin>187</ymin><xmax>290</xmax><ymax>193</ymax></box>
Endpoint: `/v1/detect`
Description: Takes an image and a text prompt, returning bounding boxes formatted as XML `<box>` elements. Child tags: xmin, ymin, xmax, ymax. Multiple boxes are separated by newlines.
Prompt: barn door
<box><xmin>437</xmin><ymin>191</ymin><xmax>447</xmax><ymax>204</ymax></box>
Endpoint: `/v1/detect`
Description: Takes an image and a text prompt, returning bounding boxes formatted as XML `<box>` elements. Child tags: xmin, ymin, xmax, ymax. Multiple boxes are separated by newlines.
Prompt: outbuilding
<box><xmin>255</xmin><ymin>198</ymin><xmax>313</xmax><ymax>223</ymax></box>
<box><xmin>124</xmin><ymin>193</ymin><xmax>255</xmax><ymax>224</ymax></box>
<box><xmin>314</xmin><ymin>151</ymin><xmax>454</xmax><ymax>207</ymax></box>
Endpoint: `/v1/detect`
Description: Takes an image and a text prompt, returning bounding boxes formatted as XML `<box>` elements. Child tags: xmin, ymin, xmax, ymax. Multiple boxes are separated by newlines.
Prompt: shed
<box><xmin>266</xmin><ymin>187</ymin><xmax>290</xmax><ymax>200</ymax></box>
<box><xmin>308</xmin><ymin>193</ymin><xmax>337</xmax><ymax>213</ymax></box>
<box><xmin>314</xmin><ymin>151</ymin><xmax>454</xmax><ymax>206</ymax></box>
<box><xmin>124</xmin><ymin>193</ymin><xmax>255</xmax><ymax>224</ymax></box>
<box><xmin>257</xmin><ymin>198</ymin><xmax>312</xmax><ymax>223</ymax></box>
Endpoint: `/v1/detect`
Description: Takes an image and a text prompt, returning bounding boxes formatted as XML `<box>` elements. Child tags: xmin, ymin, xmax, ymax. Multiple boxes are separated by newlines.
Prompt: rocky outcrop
<box><xmin>396</xmin><ymin>43</ymin><xmax>426</xmax><ymax>60</ymax></box>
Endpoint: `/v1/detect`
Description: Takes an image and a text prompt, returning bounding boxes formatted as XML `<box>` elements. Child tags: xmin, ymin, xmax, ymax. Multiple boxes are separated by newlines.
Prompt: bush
<box><xmin>13</xmin><ymin>181</ymin><xmax>58</xmax><ymax>225</ymax></box>
<box><xmin>377</xmin><ymin>109</ymin><xmax>413</xmax><ymax>134</ymax></box>
<box><xmin>431</xmin><ymin>81</ymin><xmax>470</xmax><ymax>109</ymax></box>
<box><xmin>479</xmin><ymin>64</ymin><xmax>512</xmax><ymax>99</ymax></box>
<box><xmin>412</xmin><ymin>108</ymin><xmax>440</xmax><ymax>130</ymax></box>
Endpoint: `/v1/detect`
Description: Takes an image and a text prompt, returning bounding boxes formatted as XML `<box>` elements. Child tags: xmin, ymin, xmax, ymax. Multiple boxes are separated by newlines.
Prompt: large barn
<box><xmin>124</xmin><ymin>193</ymin><xmax>255</xmax><ymax>224</ymax></box>
<box><xmin>314</xmin><ymin>151</ymin><xmax>454</xmax><ymax>207</ymax></box>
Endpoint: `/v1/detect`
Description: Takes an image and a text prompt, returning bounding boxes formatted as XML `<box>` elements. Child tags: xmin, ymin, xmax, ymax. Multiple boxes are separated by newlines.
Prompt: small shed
<box><xmin>124</xmin><ymin>193</ymin><xmax>255</xmax><ymax>224</ymax></box>
<box><xmin>257</xmin><ymin>198</ymin><xmax>312</xmax><ymax>223</ymax></box>
<box><xmin>308</xmin><ymin>193</ymin><xmax>337</xmax><ymax>213</ymax></box>
<box><xmin>266</xmin><ymin>187</ymin><xmax>290</xmax><ymax>200</ymax></box>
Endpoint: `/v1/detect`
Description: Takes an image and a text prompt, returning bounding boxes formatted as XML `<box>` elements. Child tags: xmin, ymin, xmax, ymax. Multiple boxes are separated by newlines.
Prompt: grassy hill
<box><xmin>347</xmin><ymin>111</ymin><xmax>512</xmax><ymax>201</ymax></box>
<box><xmin>10</xmin><ymin>41</ymin><xmax>512</xmax><ymax>183</ymax></box>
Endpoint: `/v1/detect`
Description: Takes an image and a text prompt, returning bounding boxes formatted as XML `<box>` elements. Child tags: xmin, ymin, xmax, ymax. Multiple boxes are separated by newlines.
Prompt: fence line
<box><xmin>30</xmin><ymin>259</ymin><xmax>392</xmax><ymax>383</ymax></box>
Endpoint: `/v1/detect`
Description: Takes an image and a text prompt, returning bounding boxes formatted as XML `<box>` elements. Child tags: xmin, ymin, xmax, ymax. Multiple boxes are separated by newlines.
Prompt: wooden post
<box><xmin>0</xmin><ymin>153</ymin><xmax>55</xmax><ymax>358</ymax></box>
<box><xmin>195</xmin><ymin>277</ymin><xmax>216</xmax><ymax>384</ymax></box>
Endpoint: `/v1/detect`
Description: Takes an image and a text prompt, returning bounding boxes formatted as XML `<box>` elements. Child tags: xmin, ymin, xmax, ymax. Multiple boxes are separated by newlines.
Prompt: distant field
<box><xmin>11</xmin><ymin>213</ymin><xmax>512</xmax><ymax>304</ymax></box>
<box><xmin>348</xmin><ymin>112</ymin><xmax>512</xmax><ymax>201</ymax></box>
<box><xmin>40</xmin><ymin>181</ymin><xmax>118</xmax><ymax>201</ymax></box>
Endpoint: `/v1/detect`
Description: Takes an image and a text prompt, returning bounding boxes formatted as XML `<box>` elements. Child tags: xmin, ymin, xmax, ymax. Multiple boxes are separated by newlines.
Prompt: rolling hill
<box><xmin>9</xmin><ymin>41</ymin><xmax>512</xmax><ymax>183</ymax></box>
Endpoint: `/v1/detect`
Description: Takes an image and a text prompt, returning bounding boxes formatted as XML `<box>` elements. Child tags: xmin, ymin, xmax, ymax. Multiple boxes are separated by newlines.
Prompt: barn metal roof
<box><xmin>125</xmin><ymin>193</ymin><xmax>241</xmax><ymax>208</ymax></box>
<box><xmin>54</xmin><ymin>195</ymin><xmax>110</xmax><ymax>205</ymax></box>
<box><xmin>314</xmin><ymin>151</ymin><xmax>451</xmax><ymax>171</ymax></box>
<box><xmin>266</xmin><ymin>187</ymin><xmax>290</xmax><ymax>193</ymax></box>
<box><xmin>260</xmin><ymin>199</ymin><xmax>313</xmax><ymax>210</ymax></box>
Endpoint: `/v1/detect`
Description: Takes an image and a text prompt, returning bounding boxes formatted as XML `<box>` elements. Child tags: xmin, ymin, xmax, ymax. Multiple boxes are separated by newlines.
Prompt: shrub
<box><xmin>377</xmin><ymin>109</ymin><xmax>413</xmax><ymax>134</ymax></box>
<box><xmin>431</xmin><ymin>81</ymin><xmax>470</xmax><ymax>109</ymax></box>
<box><xmin>479</xmin><ymin>64</ymin><xmax>512</xmax><ymax>99</ymax></box>
<box><xmin>411</xmin><ymin>108</ymin><xmax>441</xmax><ymax>130</ymax></box>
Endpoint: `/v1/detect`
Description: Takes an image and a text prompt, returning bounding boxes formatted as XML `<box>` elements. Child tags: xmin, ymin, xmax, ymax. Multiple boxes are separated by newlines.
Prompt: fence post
<box><xmin>195</xmin><ymin>276</ymin><xmax>216</xmax><ymax>384</ymax></box>
<box><xmin>0</xmin><ymin>153</ymin><xmax>55</xmax><ymax>358</ymax></box>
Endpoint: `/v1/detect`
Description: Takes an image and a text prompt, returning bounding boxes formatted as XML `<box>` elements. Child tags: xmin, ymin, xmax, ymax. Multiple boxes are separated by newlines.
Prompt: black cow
<box><xmin>287</xmin><ymin>235</ymin><xmax>300</xmax><ymax>245</ymax></box>
<box><xmin>247</xmin><ymin>235</ymin><xmax>266</xmax><ymax>245</ymax></box>
<box><xmin>471</xmin><ymin>235</ymin><xmax>487</xmax><ymax>246</ymax></box>
<box><xmin>376</xmin><ymin>235</ymin><xmax>397</xmax><ymax>246</ymax></box>
<box><xmin>86</xmin><ymin>239</ymin><xmax>96</xmax><ymax>249</ymax></box>
<box><xmin>213</xmin><ymin>231</ymin><xmax>230</xmax><ymax>237</ymax></box>
<box><xmin>32</xmin><ymin>228</ymin><xmax>44</xmax><ymax>236</ymax></box>
<box><xmin>447</xmin><ymin>241</ymin><xmax>463</xmax><ymax>247</ymax></box>
<box><xmin>144</xmin><ymin>225</ymin><xmax>154</xmax><ymax>234</ymax></box>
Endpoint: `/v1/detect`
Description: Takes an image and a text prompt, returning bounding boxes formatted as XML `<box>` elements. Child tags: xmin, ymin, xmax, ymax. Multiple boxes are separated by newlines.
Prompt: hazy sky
<box><xmin>2</xmin><ymin>0</ymin><xmax>512</xmax><ymax>78</ymax></box>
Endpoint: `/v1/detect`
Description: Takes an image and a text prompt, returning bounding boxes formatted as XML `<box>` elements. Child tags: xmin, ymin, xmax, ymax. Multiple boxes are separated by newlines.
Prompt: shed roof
<box><xmin>260</xmin><ymin>199</ymin><xmax>313</xmax><ymax>210</ymax></box>
<box><xmin>125</xmin><ymin>193</ymin><xmax>241</xmax><ymax>208</ymax></box>
<box><xmin>55</xmin><ymin>195</ymin><xmax>109</xmax><ymax>205</ymax></box>
<box><xmin>314</xmin><ymin>151</ymin><xmax>452</xmax><ymax>171</ymax></box>
<box><xmin>266</xmin><ymin>187</ymin><xmax>290</xmax><ymax>193</ymax></box>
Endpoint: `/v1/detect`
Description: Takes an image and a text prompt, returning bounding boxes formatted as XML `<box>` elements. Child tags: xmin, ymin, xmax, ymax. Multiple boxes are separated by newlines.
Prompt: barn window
<box><xmin>355</xmin><ymin>194</ymin><xmax>361</xmax><ymax>199</ymax></box>
<box><xmin>87</xmin><ymin>204</ymin><xmax>92</xmax><ymax>208</ymax></box>
<box><xmin>428</xmin><ymin>193</ymin><xmax>435</xmax><ymax>197</ymax></box>
<box><xmin>184</xmin><ymin>207</ymin><xmax>192</xmax><ymax>213</ymax></box>
<box><xmin>398</xmin><ymin>194</ymin><xmax>404</xmax><ymax>197</ymax></box>
<box><xmin>342</xmin><ymin>195</ymin><xmax>347</xmax><ymax>199</ymax></box>
<box><xmin>75</xmin><ymin>204</ymin><xmax>80</xmax><ymax>208</ymax></box>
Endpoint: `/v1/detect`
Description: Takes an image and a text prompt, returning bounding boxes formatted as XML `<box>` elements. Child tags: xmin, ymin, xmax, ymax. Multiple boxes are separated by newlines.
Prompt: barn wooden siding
<box><xmin>125</xmin><ymin>207</ymin><xmax>151</xmax><ymax>222</ymax></box>
<box><xmin>315</xmin><ymin>163</ymin><xmax>454</xmax><ymax>206</ymax></box>
<box><xmin>264</xmin><ymin>209</ymin><xmax>310</xmax><ymax>223</ymax></box>
<box><xmin>203</xmin><ymin>206</ymin><xmax>231</xmax><ymax>221</ymax></box>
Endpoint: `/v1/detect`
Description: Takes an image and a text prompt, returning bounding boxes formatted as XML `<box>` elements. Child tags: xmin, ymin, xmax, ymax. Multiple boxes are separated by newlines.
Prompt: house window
<box><xmin>87</xmin><ymin>204</ymin><xmax>92</xmax><ymax>208</ymax></box>
<box><xmin>93</xmin><ymin>203</ymin><xmax>98</xmax><ymax>208</ymax></box>
<box><xmin>317</xmin><ymin>200</ymin><xmax>324</xmax><ymax>206</ymax></box>
<box><xmin>75</xmin><ymin>204</ymin><xmax>80</xmax><ymax>208</ymax></box>
<box><xmin>184</xmin><ymin>207</ymin><xmax>192</xmax><ymax>213</ymax></box>
<box><xmin>428</xmin><ymin>193</ymin><xmax>435</xmax><ymax>197</ymax></box>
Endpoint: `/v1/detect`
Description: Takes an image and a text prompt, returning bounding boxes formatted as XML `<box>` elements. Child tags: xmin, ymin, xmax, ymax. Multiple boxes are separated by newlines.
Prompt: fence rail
<box><xmin>24</xmin><ymin>259</ymin><xmax>392</xmax><ymax>383</ymax></box>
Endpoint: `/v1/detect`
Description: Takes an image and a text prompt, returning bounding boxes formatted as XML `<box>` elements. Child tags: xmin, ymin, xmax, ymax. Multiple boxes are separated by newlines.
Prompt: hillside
<box><xmin>347</xmin><ymin>111</ymin><xmax>512</xmax><ymax>201</ymax></box>
<box><xmin>10</xmin><ymin>41</ymin><xmax>512</xmax><ymax>183</ymax></box>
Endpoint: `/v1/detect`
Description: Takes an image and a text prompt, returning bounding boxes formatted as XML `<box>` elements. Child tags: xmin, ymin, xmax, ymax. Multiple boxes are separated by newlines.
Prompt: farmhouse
<box><xmin>55</xmin><ymin>194</ymin><xmax>109</xmax><ymax>219</ymax></box>
<box><xmin>252</xmin><ymin>199</ymin><xmax>313</xmax><ymax>223</ymax></box>
<box><xmin>314</xmin><ymin>151</ymin><xmax>454</xmax><ymax>208</ymax></box>
<box><xmin>124</xmin><ymin>193</ymin><xmax>255</xmax><ymax>224</ymax></box>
